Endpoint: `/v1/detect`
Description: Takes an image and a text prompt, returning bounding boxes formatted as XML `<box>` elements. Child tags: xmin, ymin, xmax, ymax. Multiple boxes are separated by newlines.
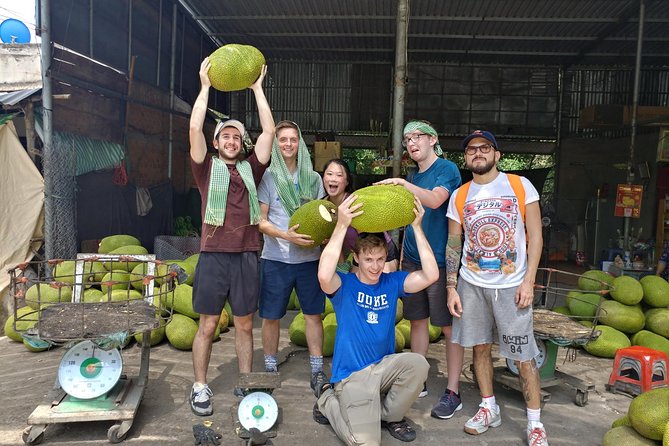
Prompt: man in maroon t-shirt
<box><xmin>188</xmin><ymin>58</ymin><xmax>275</xmax><ymax>416</ymax></box>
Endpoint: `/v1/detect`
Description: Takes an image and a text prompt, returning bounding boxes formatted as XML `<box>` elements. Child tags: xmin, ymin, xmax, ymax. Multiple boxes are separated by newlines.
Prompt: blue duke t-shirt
<box><xmin>329</xmin><ymin>270</ymin><xmax>409</xmax><ymax>383</ymax></box>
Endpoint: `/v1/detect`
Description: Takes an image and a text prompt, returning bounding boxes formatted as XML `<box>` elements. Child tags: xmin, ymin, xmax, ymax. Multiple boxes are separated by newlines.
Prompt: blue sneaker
<box><xmin>431</xmin><ymin>390</ymin><xmax>463</xmax><ymax>419</ymax></box>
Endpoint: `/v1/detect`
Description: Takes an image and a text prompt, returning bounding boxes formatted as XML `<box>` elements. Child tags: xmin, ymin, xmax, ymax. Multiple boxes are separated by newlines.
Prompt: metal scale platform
<box><xmin>10</xmin><ymin>255</ymin><xmax>176</xmax><ymax>444</ymax></box>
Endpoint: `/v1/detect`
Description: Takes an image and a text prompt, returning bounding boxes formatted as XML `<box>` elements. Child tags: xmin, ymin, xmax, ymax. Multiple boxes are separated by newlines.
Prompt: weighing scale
<box><xmin>232</xmin><ymin>372</ymin><xmax>282</xmax><ymax>444</ymax></box>
<box><xmin>11</xmin><ymin>255</ymin><xmax>175</xmax><ymax>445</ymax></box>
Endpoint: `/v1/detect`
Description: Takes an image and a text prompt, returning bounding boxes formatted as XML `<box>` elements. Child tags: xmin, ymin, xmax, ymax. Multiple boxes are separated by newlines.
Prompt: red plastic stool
<box><xmin>606</xmin><ymin>346</ymin><xmax>669</xmax><ymax>396</ymax></box>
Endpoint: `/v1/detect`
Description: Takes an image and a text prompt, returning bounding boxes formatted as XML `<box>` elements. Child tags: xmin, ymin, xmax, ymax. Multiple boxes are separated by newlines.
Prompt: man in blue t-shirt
<box><xmin>314</xmin><ymin>192</ymin><xmax>439</xmax><ymax>445</ymax></box>
<box><xmin>376</xmin><ymin>119</ymin><xmax>464</xmax><ymax>421</ymax></box>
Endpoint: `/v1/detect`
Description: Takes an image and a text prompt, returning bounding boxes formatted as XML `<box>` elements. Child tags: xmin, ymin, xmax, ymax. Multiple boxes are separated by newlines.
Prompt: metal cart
<box><xmin>9</xmin><ymin>254</ymin><xmax>175</xmax><ymax>444</ymax></box>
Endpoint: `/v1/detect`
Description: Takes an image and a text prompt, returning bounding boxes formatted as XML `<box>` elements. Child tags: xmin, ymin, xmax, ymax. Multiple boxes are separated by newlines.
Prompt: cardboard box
<box><xmin>313</xmin><ymin>141</ymin><xmax>341</xmax><ymax>171</ymax></box>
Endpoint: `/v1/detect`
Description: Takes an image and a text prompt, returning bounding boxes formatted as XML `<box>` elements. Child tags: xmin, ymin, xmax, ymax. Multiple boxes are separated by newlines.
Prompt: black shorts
<box><xmin>401</xmin><ymin>259</ymin><xmax>452</xmax><ymax>327</ymax></box>
<box><xmin>192</xmin><ymin>251</ymin><xmax>259</xmax><ymax>317</ymax></box>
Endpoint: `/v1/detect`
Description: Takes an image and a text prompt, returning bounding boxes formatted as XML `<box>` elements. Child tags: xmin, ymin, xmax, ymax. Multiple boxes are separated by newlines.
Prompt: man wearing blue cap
<box><xmin>376</xmin><ymin>120</ymin><xmax>464</xmax><ymax>421</ymax></box>
<box><xmin>446</xmin><ymin>130</ymin><xmax>547</xmax><ymax>445</ymax></box>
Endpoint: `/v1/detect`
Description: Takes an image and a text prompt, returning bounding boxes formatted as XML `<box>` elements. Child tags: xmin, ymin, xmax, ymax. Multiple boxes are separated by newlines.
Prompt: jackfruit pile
<box><xmin>208</xmin><ymin>44</ymin><xmax>265</xmax><ymax>92</ymax></box>
<box><xmin>602</xmin><ymin>387</ymin><xmax>669</xmax><ymax>445</ymax></box>
<box><xmin>288</xmin><ymin>292</ymin><xmax>442</xmax><ymax>356</ymax></box>
<box><xmin>559</xmin><ymin>269</ymin><xmax>669</xmax><ymax>359</ymax></box>
<box><xmin>4</xmin><ymin>234</ymin><xmax>217</xmax><ymax>353</ymax></box>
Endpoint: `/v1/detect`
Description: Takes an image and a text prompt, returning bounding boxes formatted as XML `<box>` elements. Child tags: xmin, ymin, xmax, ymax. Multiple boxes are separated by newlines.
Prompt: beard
<box><xmin>467</xmin><ymin>158</ymin><xmax>496</xmax><ymax>175</ymax></box>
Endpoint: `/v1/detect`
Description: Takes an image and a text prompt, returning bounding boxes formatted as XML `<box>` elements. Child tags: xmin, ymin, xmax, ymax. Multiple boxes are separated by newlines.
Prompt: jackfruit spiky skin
<box><xmin>598</xmin><ymin>300</ymin><xmax>645</xmax><ymax>334</ymax></box>
<box><xmin>98</xmin><ymin>235</ymin><xmax>141</xmax><ymax>254</ymax></box>
<box><xmin>351</xmin><ymin>185</ymin><xmax>415</xmax><ymax>232</ymax></box>
<box><xmin>165</xmin><ymin>314</ymin><xmax>198</xmax><ymax>350</ymax></box>
<box><xmin>289</xmin><ymin>200</ymin><xmax>337</xmax><ymax>246</ymax></box>
<box><xmin>583</xmin><ymin>325</ymin><xmax>630</xmax><ymax>358</ymax></box>
<box><xmin>640</xmin><ymin>275</ymin><xmax>669</xmax><ymax>307</ymax></box>
<box><xmin>208</xmin><ymin>44</ymin><xmax>265</xmax><ymax>92</ymax></box>
<box><xmin>602</xmin><ymin>426</ymin><xmax>658</xmax><ymax>446</ymax></box>
<box><xmin>628</xmin><ymin>387</ymin><xmax>669</xmax><ymax>441</ymax></box>
<box><xmin>610</xmin><ymin>275</ymin><xmax>644</xmax><ymax>305</ymax></box>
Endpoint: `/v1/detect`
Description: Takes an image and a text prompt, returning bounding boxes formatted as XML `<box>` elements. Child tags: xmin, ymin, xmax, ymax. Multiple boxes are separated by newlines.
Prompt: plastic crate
<box><xmin>153</xmin><ymin>235</ymin><xmax>201</xmax><ymax>260</ymax></box>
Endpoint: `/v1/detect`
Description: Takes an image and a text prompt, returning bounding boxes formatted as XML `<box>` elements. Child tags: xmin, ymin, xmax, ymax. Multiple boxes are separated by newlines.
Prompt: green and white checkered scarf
<box><xmin>403</xmin><ymin>121</ymin><xmax>443</xmax><ymax>156</ymax></box>
<box><xmin>204</xmin><ymin>156</ymin><xmax>261</xmax><ymax>226</ymax></box>
<box><xmin>268</xmin><ymin>126</ymin><xmax>322</xmax><ymax>216</ymax></box>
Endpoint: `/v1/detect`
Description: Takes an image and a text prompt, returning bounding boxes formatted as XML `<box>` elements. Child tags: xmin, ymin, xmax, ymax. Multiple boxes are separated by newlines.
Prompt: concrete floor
<box><xmin>0</xmin><ymin>264</ymin><xmax>636</xmax><ymax>445</ymax></box>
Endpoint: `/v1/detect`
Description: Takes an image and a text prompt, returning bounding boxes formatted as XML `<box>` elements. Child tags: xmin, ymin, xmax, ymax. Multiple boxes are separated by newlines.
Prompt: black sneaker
<box><xmin>233</xmin><ymin>387</ymin><xmax>249</xmax><ymax>398</ymax></box>
<box><xmin>190</xmin><ymin>384</ymin><xmax>213</xmax><ymax>416</ymax></box>
<box><xmin>310</xmin><ymin>371</ymin><xmax>329</xmax><ymax>397</ymax></box>
<box><xmin>382</xmin><ymin>419</ymin><xmax>416</xmax><ymax>442</ymax></box>
<box><xmin>313</xmin><ymin>402</ymin><xmax>330</xmax><ymax>425</ymax></box>
<box><xmin>430</xmin><ymin>389</ymin><xmax>463</xmax><ymax>419</ymax></box>
<box><xmin>418</xmin><ymin>382</ymin><xmax>428</xmax><ymax>398</ymax></box>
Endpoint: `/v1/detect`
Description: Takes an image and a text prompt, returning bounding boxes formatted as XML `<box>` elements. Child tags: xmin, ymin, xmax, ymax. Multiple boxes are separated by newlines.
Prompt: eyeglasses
<box><xmin>465</xmin><ymin>143</ymin><xmax>494</xmax><ymax>155</ymax></box>
<box><xmin>402</xmin><ymin>133</ymin><xmax>428</xmax><ymax>147</ymax></box>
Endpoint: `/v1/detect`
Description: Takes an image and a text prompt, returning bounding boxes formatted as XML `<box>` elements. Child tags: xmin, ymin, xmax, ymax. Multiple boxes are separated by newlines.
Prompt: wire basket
<box><xmin>154</xmin><ymin>235</ymin><xmax>201</xmax><ymax>260</ymax></box>
<box><xmin>8</xmin><ymin>255</ymin><xmax>176</xmax><ymax>344</ymax></box>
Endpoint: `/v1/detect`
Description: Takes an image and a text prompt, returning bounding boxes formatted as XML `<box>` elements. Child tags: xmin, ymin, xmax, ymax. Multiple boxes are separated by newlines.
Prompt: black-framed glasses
<box><xmin>465</xmin><ymin>143</ymin><xmax>494</xmax><ymax>155</ymax></box>
<box><xmin>402</xmin><ymin>133</ymin><xmax>427</xmax><ymax>147</ymax></box>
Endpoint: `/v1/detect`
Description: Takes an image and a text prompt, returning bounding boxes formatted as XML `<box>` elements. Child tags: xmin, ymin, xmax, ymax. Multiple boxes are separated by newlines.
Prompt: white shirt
<box><xmin>446</xmin><ymin>173</ymin><xmax>540</xmax><ymax>289</ymax></box>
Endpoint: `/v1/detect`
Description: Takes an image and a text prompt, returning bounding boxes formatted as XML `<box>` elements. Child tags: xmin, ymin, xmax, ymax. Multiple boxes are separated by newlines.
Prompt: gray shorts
<box><xmin>451</xmin><ymin>279</ymin><xmax>539</xmax><ymax>362</ymax></box>
<box><xmin>401</xmin><ymin>260</ymin><xmax>452</xmax><ymax>327</ymax></box>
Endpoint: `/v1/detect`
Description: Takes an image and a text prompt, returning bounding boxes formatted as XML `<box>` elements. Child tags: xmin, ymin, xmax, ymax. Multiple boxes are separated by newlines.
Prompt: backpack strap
<box><xmin>507</xmin><ymin>174</ymin><xmax>526</xmax><ymax>222</ymax></box>
<box><xmin>455</xmin><ymin>174</ymin><xmax>526</xmax><ymax>227</ymax></box>
<box><xmin>455</xmin><ymin>180</ymin><xmax>472</xmax><ymax>226</ymax></box>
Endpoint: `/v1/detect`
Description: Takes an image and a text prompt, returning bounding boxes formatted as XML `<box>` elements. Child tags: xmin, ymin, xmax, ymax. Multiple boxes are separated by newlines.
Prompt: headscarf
<box><xmin>204</xmin><ymin>157</ymin><xmax>261</xmax><ymax>226</ymax></box>
<box><xmin>403</xmin><ymin>121</ymin><xmax>443</xmax><ymax>156</ymax></box>
<box><xmin>268</xmin><ymin>123</ymin><xmax>322</xmax><ymax>216</ymax></box>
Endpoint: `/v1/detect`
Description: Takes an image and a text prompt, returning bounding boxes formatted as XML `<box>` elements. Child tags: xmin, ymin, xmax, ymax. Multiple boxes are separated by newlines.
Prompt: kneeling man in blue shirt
<box><xmin>314</xmin><ymin>192</ymin><xmax>439</xmax><ymax>445</ymax></box>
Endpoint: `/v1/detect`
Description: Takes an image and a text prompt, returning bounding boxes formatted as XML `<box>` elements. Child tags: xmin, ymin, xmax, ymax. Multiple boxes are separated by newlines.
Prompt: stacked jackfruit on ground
<box><xmin>602</xmin><ymin>387</ymin><xmax>669</xmax><ymax>445</ymax></box>
<box><xmin>5</xmin><ymin>234</ymin><xmax>233</xmax><ymax>353</ymax></box>
<box><xmin>556</xmin><ymin>269</ymin><xmax>669</xmax><ymax>359</ymax></box>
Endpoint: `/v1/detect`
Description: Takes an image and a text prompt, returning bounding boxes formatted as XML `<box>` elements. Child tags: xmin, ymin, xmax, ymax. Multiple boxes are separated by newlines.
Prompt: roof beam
<box><xmin>194</xmin><ymin>14</ymin><xmax>669</xmax><ymax>23</ymax></box>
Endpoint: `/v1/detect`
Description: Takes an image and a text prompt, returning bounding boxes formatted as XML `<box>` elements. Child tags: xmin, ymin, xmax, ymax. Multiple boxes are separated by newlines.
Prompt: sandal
<box><xmin>312</xmin><ymin>403</ymin><xmax>330</xmax><ymax>425</ymax></box>
<box><xmin>382</xmin><ymin>419</ymin><xmax>416</xmax><ymax>442</ymax></box>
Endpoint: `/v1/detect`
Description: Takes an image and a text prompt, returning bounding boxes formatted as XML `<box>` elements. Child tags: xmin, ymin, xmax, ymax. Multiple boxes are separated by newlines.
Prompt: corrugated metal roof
<box><xmin>180</xmin><ymin>0</ymin><xmax>669</xmax><ymax>66</ymax></box>
<box><xmin>33</xmin><ymin>109</ymin><xmax>125</xmax><ymax>176</ymax></box>
<box><xmin>0</xmin><ymin>88</ymin><xmax>41</xmax><ymax>106</ymax></box>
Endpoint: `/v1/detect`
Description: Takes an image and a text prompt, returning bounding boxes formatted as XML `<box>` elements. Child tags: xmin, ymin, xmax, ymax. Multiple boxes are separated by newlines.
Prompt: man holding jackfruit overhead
<box><xmin>188</xmin><ymin>57</ymin><xmax>274</xmax><ymax>416</ymax></box>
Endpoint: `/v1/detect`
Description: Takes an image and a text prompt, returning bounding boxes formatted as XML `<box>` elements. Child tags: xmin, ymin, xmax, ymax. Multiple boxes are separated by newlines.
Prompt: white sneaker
<box><xmin>464</xmin><ymin>403</ymin><xmax>501</xmax><ymax>435</ymax></box>
<box><xmin>527</xmin><ymin>422</ymin><xmax>549</xmax><ymax>446</ymax></box>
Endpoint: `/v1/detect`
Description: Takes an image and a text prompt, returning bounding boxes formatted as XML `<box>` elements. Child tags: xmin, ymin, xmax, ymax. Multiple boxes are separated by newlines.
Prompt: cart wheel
<box><xmin>22</xmin><ymin>427</ymin><xmax>44</xmax><ymax>445</ymax></box>
<box><xmin>107</xmin><ymin>424</ymin><xmax>127</xmax><ymax>444</ymax></box>
<box><xmin>575</xmin><ymin>389</ymin><xmax>589</xmax><ymax>407</ymax></box>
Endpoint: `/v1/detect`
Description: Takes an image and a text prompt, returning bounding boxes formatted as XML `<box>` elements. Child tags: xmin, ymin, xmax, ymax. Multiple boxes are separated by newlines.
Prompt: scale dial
<box><xmin>58</xmin><ymin>340</ymin><xmax>123</xmax><ymax>399</ymax></box>
<box><xmin>237</xmin><ymin>391</ymin><xmax>278</xmax><ymax>433</ymax></box>
<box><xmin>506</xmin><ymin>337</ymin><xmax>547</xmax><ymax>376</ymax></box>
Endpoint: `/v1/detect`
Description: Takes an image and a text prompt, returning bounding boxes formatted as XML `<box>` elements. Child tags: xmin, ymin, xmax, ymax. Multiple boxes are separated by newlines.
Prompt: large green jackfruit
<box><xmin>104</xmin><ymin>245</ymin><xmax>149</xmax><ymax>271</ymax></box>
<box><xmin>350</xmin><ymin>185</ymin><xmax>415</xmax><ymax>233</ymax></box>
<box><xmin>395</xmin><ymin>327</ymin><xmax>405</xmax><ymax>353</ymax></box>
<box><xmin>610</xmin><ymin>275</ymin><xmax>644</xmax><ymax>305</ymax></box>
<box><xmin>25</xmin><ymin>284</ymin><xmax>72</xmax><ymax>309</ymax></box>
<box><xmin>598</xmin><ymin>300</ymin><xmax>645</xmax><ymax>334</ymax></box>
<box><xmin>602</xmin><ymin>426</ymin><xmax>658</xmax><ymax>446</ymax></box>
<box><xmin>322</xmin><ymin>319</ymin><xmax>337</xmax><ymax>357</ymax></box>
<box><xmin>3</xmin><ymin>306</ymin><xmax>38</xmax><ymax>342</ymax></box>
<box><xmin>584</xmin><ymin>325</ymin><xmax>630</xmax><ymax>358</ymax></box>
<box><xmin>289</xmin><ymin>312</ymin><xmax>307</xmax><ymax>347</ymax></box>
<box><xmin>578</xmin><ymin>269</ymin><xmax>613</xmax><ymax>292</ymax></box>
<box><xmin>98</xmin><ymin>235</ymin><xmax>141</xmax><ymax>254</ymax></box>
<box><xmin>640</xmin><ymin>275</ymin><xmax>669</xmax><ymax>307</ymax></box>
<box><xmin>289</xmin><ymin>200</ymin><xmax>337</xmax><ymax>246</ymax></box>
<box><xmin>645</xmin><ymin>308</ymin><xmax>669</xmax><ymax>338</ymax></box>
<box><xmin>631</xmin><ymin>330</ymin><xmax>669</xmax><ymax>357</ymax></box>
<box><xmin>165</xmin><ymin>314</ymin><xmax>198</xmax><ymax>350</ymax></box>
<box><xmin>396</xmin><ymin>319</ymin><xmax>411</xmax><ymax>349</ymax></box>
<box><xmin>628</xmin><ymin>387</ymin><xmax>669</xmax><ymax>441</ymax></box>
<box><xmin>568</xmin><ymin>293</ymin><xmax>603</xmax><ymax>320</ymax></box>
<box><xmin>208</xmin><ymin>44</ymin><xmax>265</xmax><ymax>92</ymax></box>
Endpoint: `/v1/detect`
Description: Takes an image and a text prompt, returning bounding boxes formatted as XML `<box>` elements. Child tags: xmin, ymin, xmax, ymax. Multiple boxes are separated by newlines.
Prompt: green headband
<box><xmin>403</xmin><ymin>121</ymin><xmax>443</xmax><ymax>156</ymax></box>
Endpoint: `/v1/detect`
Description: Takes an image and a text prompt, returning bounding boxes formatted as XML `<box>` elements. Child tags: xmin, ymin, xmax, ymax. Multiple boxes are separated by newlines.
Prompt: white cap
<box><xmin>214</xmin><ymin>119</ymin><xmax>246</xmax><ymax>140</ymax></box>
